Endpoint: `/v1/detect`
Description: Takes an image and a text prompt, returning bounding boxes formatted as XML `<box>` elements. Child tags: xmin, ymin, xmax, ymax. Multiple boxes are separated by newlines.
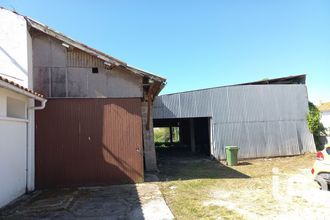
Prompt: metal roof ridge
<box><xmin>158</xmin><ymin>74</ymin><xmax>306</xmax><ymax>97</ymax></box>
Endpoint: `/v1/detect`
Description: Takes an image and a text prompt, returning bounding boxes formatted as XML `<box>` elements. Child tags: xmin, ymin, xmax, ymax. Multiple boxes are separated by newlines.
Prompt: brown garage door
<box><xmin>35</xmin><ymin>98</ymin><xmax>143</xmax><ymax>188</ymax></box>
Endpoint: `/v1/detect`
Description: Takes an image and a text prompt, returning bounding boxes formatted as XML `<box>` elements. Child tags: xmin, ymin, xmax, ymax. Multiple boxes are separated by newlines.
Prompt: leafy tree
<box><xmin>307</xmin><ymin>102</ymin><xmax>326</xmax><ymax>150</ymax></box>
<box><xmin>154</xmin><ymin>127</ymin><xmax>180</xmax><ymax>145</ymax></box>
<box><xmin>154</xmin><ymin>128</ymin><xmax>170</xmax><ymax>143</ymax></box>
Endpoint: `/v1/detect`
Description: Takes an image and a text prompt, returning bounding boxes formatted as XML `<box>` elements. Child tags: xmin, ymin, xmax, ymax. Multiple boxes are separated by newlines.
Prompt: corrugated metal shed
<box><xmin>153</xmin><ymin>84</ymin><xmax>315</xmax><ymax>159</ymax></box>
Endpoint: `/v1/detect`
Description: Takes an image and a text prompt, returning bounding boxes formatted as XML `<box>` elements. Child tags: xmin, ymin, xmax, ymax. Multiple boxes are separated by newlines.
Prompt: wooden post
<box><xmin>169</xmin><ymin>126</ymin><xmax>173</xmax><ymax>144</ymax></box>
<box><xmin>146</xmin><ymin>94</ymin><xmax>152</xmax><ymax>130</ymax></box>
<box><xmin>190</xmin><ymin>118</ymin><xmax>196</xmax><ymax>153</ymax></box>
<box><xmin>145</xmin><ymin>81</ymin><xmax>162</xmax><ymax>131</ymax></box>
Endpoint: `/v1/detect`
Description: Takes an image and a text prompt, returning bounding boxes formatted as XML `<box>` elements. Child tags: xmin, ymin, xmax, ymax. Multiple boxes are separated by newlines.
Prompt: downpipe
<box><xmin>26</xmin><ymin>99</ymin><xmax>47</xmax><ymax>192</ymax></box>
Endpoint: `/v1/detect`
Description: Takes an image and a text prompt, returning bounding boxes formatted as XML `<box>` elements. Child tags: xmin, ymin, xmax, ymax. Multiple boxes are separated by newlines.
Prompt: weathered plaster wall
<box><xmin>32</xmin><ymin>33</ymin><xmax>143</xmax><ymax>98</ymax></box>
<box><xmin>0</xmin><ymin>9</ymin><xmax>31</xmax><ymax>87</ymax></box>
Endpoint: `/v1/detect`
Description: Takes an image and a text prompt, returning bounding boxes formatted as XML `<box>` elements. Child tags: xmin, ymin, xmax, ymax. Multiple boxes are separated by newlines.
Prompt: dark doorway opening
<box><xmin>153</xmin><ymin>117</ymin><xmax>211</xmax><ymax>159</ymax></box>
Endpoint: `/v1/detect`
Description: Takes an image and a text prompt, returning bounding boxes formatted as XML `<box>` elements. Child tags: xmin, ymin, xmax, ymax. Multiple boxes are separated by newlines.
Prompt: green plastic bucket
<box><xmin>225</xmin><ymin>146</ymin><xmax>239</xmax><ymax>166</ymax></box>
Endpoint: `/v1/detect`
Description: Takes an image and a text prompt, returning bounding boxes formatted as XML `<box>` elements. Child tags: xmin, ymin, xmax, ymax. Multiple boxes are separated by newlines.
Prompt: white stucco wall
<box><xmin>321</xmin><ymin>111</ymin><xmax>330</xmax><ymax>129</ymax></box>
<box><xmin>0</xmin><ymin>119</ymin><xmax>27</xmax><ymax>208</ymax></box>
<box><xmin>26</xmin><ymin>22</ymin><xmax>36</xmax><ymax>191</ymax></box>
<box><xmin>0</xmin><ymin>8</ymin><xmax>31</xmax><ymax>87</ymax></box>
<box><xmin>0</xmin><ymin>9</ymin><xmax>36</xmax><ymax>202</ymax></box>
<box><xmin>0</xmin><ymin>88</ymin><xmax>28</xmax><ymax>208</ymax></box>
<box><xmin>321</xmin><ymin>111</ymin><xmax>330</xmax><ymax>142</ymax></box>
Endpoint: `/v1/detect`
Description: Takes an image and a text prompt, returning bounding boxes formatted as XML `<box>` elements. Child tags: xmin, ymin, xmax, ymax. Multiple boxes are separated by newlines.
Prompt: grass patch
<box><xmin>157</xmin><ymin>153</ymin><xmax>315</xmax><ymax>219</ymax></box>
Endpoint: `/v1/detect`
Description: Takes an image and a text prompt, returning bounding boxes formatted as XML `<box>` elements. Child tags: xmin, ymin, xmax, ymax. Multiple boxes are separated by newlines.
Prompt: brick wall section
<box><xmin>141</xmin><ymin>101</ymin><xmax>157</xmax><ymax>171</ymax></box>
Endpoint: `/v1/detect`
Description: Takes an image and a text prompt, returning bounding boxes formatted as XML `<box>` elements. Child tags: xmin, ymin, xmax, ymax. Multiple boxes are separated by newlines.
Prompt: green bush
<box><xmin>154</xmin><ymin>128</ymin><xmax>170</xmax><ymax>143</ymax></box>
<box><xmin>154</xmin><ymin>127</ymin><xmax>180</xmax><ymax>144</ymax></box>
<box><xmin>307</xmin><ymin>102</ymin><xmax>326</xmax><ymax>150</ymax></box>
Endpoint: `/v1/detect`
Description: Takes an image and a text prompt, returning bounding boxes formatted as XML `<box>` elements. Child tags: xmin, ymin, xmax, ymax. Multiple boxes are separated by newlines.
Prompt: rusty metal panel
<box><xmin>35</xmin><ymin>98</ymin><xmax>143</xmax><ymax>188</ymax></box>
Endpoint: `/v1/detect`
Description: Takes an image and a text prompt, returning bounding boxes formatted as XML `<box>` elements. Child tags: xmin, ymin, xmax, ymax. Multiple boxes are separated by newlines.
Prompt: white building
<box><xmin>0</xmin><ymin>8</ymin><xmax>46</xmax><ymax>208</ymax></box>
<box><xmin>319</xmin><ymin>102</ymin><xmax>330</xmax><ymax>139</ymax></box>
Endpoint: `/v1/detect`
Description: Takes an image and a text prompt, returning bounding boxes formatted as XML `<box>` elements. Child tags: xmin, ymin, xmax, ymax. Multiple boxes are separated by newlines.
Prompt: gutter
<box><xmin>0</xmin><ymin>80</ymin><xmax>46</xmax><ymax>102</ymax></box>
<box><xmin>0</xmin><ymin>79</ymin><xmax>47</xmax><ymax>110</ymax></box>
<box><xmin>29</xmin><ymin>99</ymin><xmax>47</xmax><ymax>110</ymax></box>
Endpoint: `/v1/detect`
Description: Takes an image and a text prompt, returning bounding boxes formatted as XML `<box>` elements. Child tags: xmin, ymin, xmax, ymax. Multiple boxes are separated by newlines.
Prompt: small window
<box><xmin>7</xmin><ymin>97</ymin><xmax>26</xmax><ymax>119</ymax></box>
<box><xmin>92</xmin><ymin>67</ymin><xmax>99</xmax><ymax>74</ymax></box>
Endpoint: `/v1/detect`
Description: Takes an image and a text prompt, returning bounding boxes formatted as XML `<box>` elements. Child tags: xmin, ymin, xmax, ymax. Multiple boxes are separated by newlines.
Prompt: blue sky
<box><xmin>1</xmin><ymin>0</ymin><xmax>329</xmax><ymax>103</ymax></box>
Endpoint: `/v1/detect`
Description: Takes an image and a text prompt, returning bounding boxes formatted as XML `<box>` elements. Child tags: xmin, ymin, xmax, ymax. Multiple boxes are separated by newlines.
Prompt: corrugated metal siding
<box><xmin>36</xmin><ymin>98</ymin><xmax>143</xmax><ymax>188</ymax></box>
<box><xmin>154</xmin><ymin>85</ymin><xmax>315</xmax><ymax>159</ymax></box>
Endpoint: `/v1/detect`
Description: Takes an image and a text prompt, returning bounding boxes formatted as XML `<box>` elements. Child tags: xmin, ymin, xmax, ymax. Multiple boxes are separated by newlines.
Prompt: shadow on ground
<box><xmin>156</xmin><ymin>147</ymin><xmax>250</xmax><ymax>181</ymax></box>
<box><xmin>237</xmin><ymin>161</ymin><xmax>252</xmax><ymax>166</ymax></box>
<box><xmin>0</xmin><ymin>185</ymin><xmax>145</xmax><ymax>220</ymax></box>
